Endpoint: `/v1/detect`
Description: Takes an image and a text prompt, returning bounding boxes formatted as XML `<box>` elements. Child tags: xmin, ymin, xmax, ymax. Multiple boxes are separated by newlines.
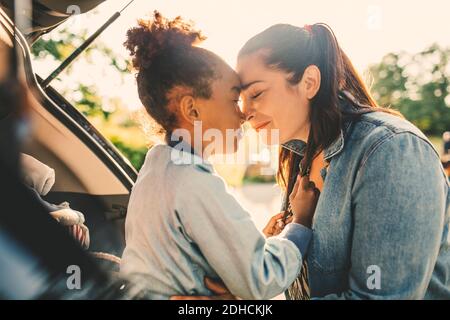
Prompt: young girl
<box><xmin>119</xmin><ymin>12</ymin><xmax>316</xmax><ymax>300</ymax></box>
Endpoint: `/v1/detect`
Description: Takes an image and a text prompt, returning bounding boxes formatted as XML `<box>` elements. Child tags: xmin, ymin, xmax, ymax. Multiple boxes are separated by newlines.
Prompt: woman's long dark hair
<box><xmin>239</xmin><ymin>23</ymin><xmax>402</xmax><ymax>299</ymax></box>
<box><xmin>239</xmin><ymin>23</ymin><xmax>401</xmax><ymax>189</ymax></box>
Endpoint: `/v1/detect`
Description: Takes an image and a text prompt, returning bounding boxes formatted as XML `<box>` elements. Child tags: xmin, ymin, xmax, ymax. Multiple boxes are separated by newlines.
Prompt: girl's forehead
<box><xmin>216</xmin><ymin>62</ymin><xmax>240</xmax><ymax>86</ymax></box>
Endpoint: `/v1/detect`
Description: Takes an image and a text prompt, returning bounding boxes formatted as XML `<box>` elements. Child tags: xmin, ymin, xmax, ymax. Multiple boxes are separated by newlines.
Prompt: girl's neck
<box><xmin>167</xmin><ymin>128</ymin><xmax>208</xmax><ymax>159</ymax></box>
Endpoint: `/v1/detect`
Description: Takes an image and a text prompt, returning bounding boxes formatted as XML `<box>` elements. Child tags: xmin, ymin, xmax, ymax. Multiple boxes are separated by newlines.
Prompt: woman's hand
<box><xmin>289</xmin><ymin>174</ymin><xmax>320</xmax><ymax>228</ymax></box>
<box><xmin>262</xmin><ymin>212</ymin><xmax>293</xmax><ymax>237</ymax></box>
<box><xmin>170</xmin><ymin>277</ymin><xmax>238</xmax><ymax>300</ymax></box>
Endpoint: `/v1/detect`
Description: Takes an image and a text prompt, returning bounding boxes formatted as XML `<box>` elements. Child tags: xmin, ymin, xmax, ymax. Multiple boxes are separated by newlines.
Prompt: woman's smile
<box><xmin>253</xmin><ymin>120</ymin><xmax>272</xmax><ymax>131</ymax></box>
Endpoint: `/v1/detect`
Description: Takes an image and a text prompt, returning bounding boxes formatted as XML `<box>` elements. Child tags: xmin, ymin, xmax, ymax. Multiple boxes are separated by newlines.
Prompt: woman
<box><xmin>181</xmin><ymin>23</ymin><xmax>450</xmax><ymax>299</ymax></box>
<box><xmin>119</xmin><ymin>12</ymin><xmax>318</xmax><ymax>300</ymax></box>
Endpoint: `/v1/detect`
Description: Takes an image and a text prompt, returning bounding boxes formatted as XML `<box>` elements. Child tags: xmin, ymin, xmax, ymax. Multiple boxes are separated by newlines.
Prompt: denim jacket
<box><xmin>282</xmin><ymin>95</ymin><xmax>450</xmax><ymax>299</ymax></box>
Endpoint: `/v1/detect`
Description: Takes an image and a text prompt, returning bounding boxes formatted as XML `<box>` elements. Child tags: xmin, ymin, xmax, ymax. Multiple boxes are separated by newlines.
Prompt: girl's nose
<box><xmin>241</xmin><ymin>103</ymin><xmax>255</xmax><ymax>122</ymax></box>
<box><xmin>239</xmin><ymin>110</ymin><xmax>246</xmax><ymax>125</ymax></box>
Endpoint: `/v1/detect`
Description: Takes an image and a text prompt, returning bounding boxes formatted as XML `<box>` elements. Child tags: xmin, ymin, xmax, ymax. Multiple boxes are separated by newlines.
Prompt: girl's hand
<box><xmin>289</xmin><ymin>174</ymin><xmax>320</xmax><ymax>228</ymax></box>
<box><xmin>262</xmin><ymin>212</ymin><xmax>293</xmax><ymax>238</ymax></box>
<box><xmin>170</xmin><ymin>277</ymin><xmax>238</xmax><ymax>300</ymax></box>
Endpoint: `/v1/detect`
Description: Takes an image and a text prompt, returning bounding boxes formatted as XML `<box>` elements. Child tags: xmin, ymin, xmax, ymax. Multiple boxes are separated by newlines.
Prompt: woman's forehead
<box><xmin>237</xmin><ymin>53</ymin><xmax>271</xmax><ymax>85</ymax></box>
<box><xmin>238</xmin><ymin>56</ymin><xmax>287</xmax><ymax>91</ymax></box>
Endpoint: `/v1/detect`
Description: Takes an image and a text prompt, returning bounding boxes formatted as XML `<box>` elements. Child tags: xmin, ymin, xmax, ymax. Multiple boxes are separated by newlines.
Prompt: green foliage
<box><xmin>369</xmin><ymin>44</ymin><xmax>450</xmax><ymax>135</ymax></box>
<box><xmin>243</xmin><ymin>175</ymin><xmax>276</xmax><ymax>184</ymax></box>
<box><xmin>31</xmin><ymin>29</ymin><xmax>85</xmax><ymax>61</ymax></box>
<box><xmin>73</xmin><ymin>84</ymin><xmax>111</xmax><ymax>119</ymax></box>
<box><xmin>31</xmin><ymin>26</ymin><xmax>146</xmax><ymax>169</ymax></box>
<box><xmin>109</xmin><ymin>136</ymin><xmax>148</xmax><ymax>170</ymax></box>
<box><xmin>31</xmin><ymin>27</ymin><xmax>129</xmax><ymax>121</ymax></box>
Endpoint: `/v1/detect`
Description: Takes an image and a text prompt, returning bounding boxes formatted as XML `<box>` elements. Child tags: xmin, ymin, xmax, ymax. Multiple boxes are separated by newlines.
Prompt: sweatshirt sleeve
<box><xmin>174</xmin><ymin>166</ymin><xmax>311</xmax><ymax>300</ymax></box>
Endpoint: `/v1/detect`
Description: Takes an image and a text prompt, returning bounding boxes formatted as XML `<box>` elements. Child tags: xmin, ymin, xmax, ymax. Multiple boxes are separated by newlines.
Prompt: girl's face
<box><xmin>195</xmin><ymin>61</ymin><xmax>245</xmax><ymax>154</ymax></box>
<box><xmin>237</xmin><ymin>52</ymin><xmax>311</xmax><ymax>145</ymax></box>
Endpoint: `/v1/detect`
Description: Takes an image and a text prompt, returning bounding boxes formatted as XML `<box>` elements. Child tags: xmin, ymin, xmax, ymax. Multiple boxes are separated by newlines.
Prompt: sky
<box><xmin>33</xmin><ymin>0</ymin><xmax>450</xmax><ymax>111</ymax></box>
<box><xmin>93</xmin><ymin>0</ymin><xmax>450</xmax><ymax>70</ymax></box>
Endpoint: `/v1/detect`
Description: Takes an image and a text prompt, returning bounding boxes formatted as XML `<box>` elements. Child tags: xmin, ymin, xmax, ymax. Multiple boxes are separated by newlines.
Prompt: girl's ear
<box><xmin>179</xmin><ymin>95</ymin><xmax>200</xmax><ymax>125</ymax></box>
<box><xmin>301</xmin><ymin>65</ymin><xmax>321</xmax><ymax>100</ymax></box>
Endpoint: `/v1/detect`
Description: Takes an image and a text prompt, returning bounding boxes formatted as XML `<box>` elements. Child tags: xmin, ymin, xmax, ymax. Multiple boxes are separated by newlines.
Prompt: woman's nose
<box><xmin>243</xmin><ymin>110</ymin><xmax>255</xmax><ymax>122</ymax></box>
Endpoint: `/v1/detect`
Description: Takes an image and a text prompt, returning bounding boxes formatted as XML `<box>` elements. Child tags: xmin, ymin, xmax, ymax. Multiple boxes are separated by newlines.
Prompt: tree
<box><xmin>368</xmin><ymin>44</ymin><xmax>450</xmax><ymax>136</ymax></box>
<box><xmin>31</xmin><ymin>27</ymin><xmax>148</xmax><ymax>170</ymax></box>
<box><xmin>31</xmin><ymin>28</ymin><xmax>129</xmax><ymax>120</ymax></box>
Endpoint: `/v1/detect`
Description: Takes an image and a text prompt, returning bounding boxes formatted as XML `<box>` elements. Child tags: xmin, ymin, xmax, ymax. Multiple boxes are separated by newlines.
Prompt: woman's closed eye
<box><xmin>251</xmin><ymin>90</ymin><xmax>265</xmax><ymax>100</ymax></box>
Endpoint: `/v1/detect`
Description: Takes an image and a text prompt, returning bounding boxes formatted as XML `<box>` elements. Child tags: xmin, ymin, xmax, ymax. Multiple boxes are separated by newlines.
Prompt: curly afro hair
<box><xmin>124</xmin><ymin>11</ymin><xmax>220</xmax><ymax>138</ymax></box>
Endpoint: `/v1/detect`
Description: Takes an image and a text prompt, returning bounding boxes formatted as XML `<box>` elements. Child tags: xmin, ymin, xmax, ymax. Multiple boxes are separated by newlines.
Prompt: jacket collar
<box><xmin>281</xmin><ymin>122</ymin><xmax>350</xmax><ymax>161</ymax></box>
<box><xmin>166</xmin><ymin>135</ymin><xmax>214</xmax><ymax>173</ymax></box>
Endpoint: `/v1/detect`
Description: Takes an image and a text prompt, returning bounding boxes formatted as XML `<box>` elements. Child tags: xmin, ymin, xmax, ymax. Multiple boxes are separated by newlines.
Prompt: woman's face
<box><xmin>195</xmin><ymin>61</ymin><xmax>245</xmax><ymax>154</ymax></box>
<box><xmin>237</xmin><ymin>51</ymin><xmax>311</xmax><ymax>145</ymax></box>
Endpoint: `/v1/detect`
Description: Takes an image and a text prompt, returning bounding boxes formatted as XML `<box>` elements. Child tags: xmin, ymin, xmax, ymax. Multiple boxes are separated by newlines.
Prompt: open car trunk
<box><xmin>0</xmin><ymin>0</ymin><xmax>106</xmax><ymax>43</ymax></box>
<box><xmin>0</xmin><ymin>1</ymin><xmax>137</xmax><ymax>257</ymax></box>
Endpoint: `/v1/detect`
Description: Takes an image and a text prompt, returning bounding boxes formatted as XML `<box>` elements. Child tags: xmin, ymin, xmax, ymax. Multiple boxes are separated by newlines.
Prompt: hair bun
<box><xmin>124</xmin><ymin>11</ymin><xmax>206</xmax><ymax>70</ymax></box>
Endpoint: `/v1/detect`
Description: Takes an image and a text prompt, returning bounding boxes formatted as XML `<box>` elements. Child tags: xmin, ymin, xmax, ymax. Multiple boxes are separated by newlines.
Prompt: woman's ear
<box><xmin>302</xmin><ymin>65</ymin><xmax>321</xmax><ymax>100</ymax></box>
<box><xmin>179</xmin><ymin>95</ymin><xmax>200</xmax><ymax>125</ymax></box>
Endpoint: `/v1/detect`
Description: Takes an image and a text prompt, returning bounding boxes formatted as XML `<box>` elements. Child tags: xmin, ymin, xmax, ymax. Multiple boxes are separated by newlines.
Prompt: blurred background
<box><xmin>29</xmin><ymin>0</ymin><xmax>450</xmax><ymax>229</ymax></box>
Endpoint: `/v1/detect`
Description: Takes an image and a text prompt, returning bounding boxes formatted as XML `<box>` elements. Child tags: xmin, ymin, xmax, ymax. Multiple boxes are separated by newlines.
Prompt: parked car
<box><xmin>0</xmin><ymin>0</ymin><xmax>149</xmax><ymax>299</ymax></box>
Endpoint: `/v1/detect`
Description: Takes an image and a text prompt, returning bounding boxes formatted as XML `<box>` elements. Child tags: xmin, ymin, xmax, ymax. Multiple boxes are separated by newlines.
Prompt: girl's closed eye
<box><xmin>233</xmin><ymin>98</ymin><xmax>243</xmax><ymax>110</ymax></box>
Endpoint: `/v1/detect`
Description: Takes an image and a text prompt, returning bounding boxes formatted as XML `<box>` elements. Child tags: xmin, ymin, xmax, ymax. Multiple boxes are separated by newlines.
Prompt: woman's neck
<box><xmin>291</xmin><ymin>122</ymin><xmax>311</xmax><ymax>143</ymax></box>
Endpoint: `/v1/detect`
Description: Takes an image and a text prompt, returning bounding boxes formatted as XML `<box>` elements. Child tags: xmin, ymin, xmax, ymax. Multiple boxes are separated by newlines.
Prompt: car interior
<box><xmin>0</xmin><ymin>0</ymin><xmax>137</xmax><ymax>261</ymax></box>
